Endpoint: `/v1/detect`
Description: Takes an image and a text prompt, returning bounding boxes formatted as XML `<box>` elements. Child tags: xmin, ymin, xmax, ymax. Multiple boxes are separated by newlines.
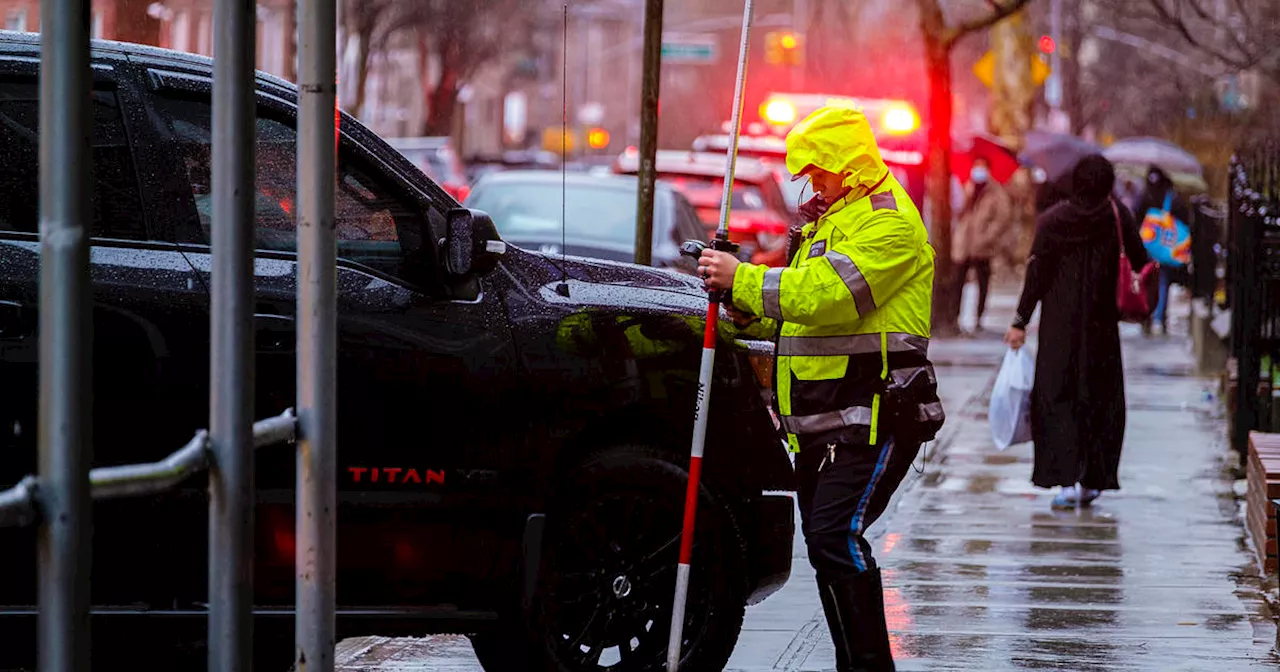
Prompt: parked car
<box><xmin>465</xmin><ymin>171</ymin><xmax>708</xmax><ymax>272</ymax></box>
<box><xmin>692</xmin><ymin>133</ymin><xmax>808</xmax><ymax>215</ymax></box>
<box><xmin>0</xmin><ymin>34</ymin><xmax>794</xmax><ymax>672</ymax></box>
<box><xmin>612</xmin><ymin>149</ymin><xmax>792</xmax><ymax>266</ymax></box>
<box><xmin>385</xmin><ymin>135</ymin><xmax>472</xmax><ymax>202</ymax></box>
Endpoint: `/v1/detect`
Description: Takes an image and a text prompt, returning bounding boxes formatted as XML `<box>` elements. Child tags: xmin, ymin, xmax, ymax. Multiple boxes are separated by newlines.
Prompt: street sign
<box><xmin>662</xmin><ymin>34</ymin><xmax>717</xmax><ymax>64</ymax></box>
<box><xmin>1032</xmin><ymin>56</ymin><xmax>1051</xmax><ymax>87</ymax></box>
<box><xmin>973</xmin><ymin>50</ymin><xmax>1051</xmax><ymax>88</ymax></box>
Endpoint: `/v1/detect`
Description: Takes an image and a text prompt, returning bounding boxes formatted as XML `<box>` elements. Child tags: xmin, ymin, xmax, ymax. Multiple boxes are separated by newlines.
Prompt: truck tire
<box><xmin>471</xmin><ymin>446</ymin><xmax>748</xmax><ymax>672</ymax></box>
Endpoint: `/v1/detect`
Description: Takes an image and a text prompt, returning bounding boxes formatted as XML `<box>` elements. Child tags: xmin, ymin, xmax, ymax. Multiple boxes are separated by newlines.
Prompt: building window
<box><xmin>91</xmin><ymin>11</ymin><xmax>103</xmax><ymax>39</ymax></box>
<box><xmin>5</xmin><ymin>10</ymin><xmax>27</xmax><ymax>32</ymax></box>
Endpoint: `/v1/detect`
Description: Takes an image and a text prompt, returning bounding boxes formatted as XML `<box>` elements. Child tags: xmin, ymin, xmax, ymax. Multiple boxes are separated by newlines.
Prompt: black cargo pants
<box><xmin>796</xmin><ymin>437</ymin><xmax>921</xmax><ymax>576</ymax></box>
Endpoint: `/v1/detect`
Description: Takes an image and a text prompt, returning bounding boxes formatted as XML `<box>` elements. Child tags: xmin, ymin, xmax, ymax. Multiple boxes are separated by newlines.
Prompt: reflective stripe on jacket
<box><xmin>730</xmin><ymin>104</ymin><xmax>938</xmax><ymax>451</ymax></box>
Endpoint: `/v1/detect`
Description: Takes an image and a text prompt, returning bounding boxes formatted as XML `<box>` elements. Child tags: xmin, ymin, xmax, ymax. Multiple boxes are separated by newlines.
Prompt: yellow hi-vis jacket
<box><xmin>731</xmin><ymin>104</ymin><xmax>942</xmax><ymax>452</ymax></box>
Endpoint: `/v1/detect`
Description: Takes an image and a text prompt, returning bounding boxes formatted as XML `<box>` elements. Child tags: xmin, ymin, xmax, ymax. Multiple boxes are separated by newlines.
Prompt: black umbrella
<box><xmin>1019</xmin><ymin>130</ymin><xmax>1103</xmax><ymax>182</ymax></box>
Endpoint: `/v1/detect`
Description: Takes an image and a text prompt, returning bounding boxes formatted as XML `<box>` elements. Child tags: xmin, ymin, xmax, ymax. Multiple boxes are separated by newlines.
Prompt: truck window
<box><xmin>0</xmin><ymin>81</ymin><xmax>146</xmax><ymax>239</ymax></box>
<box><xmin>153</xmin><ymin>93</ymin><xmax>426</xmax><ymax>277</ymax></box>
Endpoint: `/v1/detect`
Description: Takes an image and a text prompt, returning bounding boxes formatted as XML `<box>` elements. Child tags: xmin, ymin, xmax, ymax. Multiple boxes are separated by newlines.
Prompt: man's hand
<box><xmin>1004</xmin><ymin>326</ymin><xmax>1026</xmax><ymax>350</ymax></box>
<box><xmin>698</xmin><ymin>249</ymin><xmax>739</xmax><ymax>291</ymax></box>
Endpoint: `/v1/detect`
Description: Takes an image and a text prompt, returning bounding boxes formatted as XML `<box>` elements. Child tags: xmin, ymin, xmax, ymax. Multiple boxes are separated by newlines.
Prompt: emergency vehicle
<box><xmin>693</xmin><ymin>92</ymin><xmax>927</xmax><ymax>210</ymax></box>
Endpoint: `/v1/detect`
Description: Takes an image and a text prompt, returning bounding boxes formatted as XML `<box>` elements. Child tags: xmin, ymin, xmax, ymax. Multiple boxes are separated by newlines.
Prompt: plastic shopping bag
<box><xmin>989</xmin><ymin>347</ymin><xmax>1035</xmax><ymax>451</ymax></box>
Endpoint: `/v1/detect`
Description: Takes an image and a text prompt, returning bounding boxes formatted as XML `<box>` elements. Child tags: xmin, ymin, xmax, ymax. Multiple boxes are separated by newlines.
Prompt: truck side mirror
<box><xmin>445</xmin><ymin>207</ymin><xmax>506</xmax><ymax>278</ymax></box>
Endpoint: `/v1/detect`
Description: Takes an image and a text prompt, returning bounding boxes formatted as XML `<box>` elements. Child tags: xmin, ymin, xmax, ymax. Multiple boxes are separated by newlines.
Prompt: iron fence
<box><xmin>1229</xmin><ymin>142</ymin><xmax>1280</xmax><ymax>458</ymax></box>
<box><xmin>0</xmin><ymin>0</ymin><xmax>338</xmax><ymax>670</ymax></box>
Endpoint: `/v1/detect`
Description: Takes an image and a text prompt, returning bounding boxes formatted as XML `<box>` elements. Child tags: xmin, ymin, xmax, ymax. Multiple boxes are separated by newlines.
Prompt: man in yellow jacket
<box><xmin>699</xmin><ymin>104</ymin><xmax>942</xmax><ymax>671</ymax></box>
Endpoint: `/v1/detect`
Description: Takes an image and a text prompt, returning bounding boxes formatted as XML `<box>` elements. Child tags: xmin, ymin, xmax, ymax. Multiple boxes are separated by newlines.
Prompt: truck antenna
<box><xmin>555</xmin><ymin>3</ymin><xmax>571</xmax><ymax>298</ymax></box>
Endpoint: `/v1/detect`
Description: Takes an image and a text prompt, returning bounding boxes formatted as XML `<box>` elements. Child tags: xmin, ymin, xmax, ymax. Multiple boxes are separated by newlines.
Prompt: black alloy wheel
<box><xmin>472</xmin><ymin>446</ymin><xmax>747</xmax><ymax>672</ymax></box>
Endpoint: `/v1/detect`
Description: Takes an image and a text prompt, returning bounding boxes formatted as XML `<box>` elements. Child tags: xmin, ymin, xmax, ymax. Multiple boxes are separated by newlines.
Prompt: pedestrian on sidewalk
<box><xmin>699</xmin><ymin>103</ymin><xmax>943</xmax><ymax>672</ymax></box>
<box><xmin>1004</xmin><ymin>155</ymin><xmax>1149</xmax><ymax>509</ymax></box>
<box><xmin>1136</xmin><ymin>165</ymin><xmax>1191</xmax><ymax>336</ymax></box>
<box><xmin>953</xmin><ymin>157</ymin><xmax>1014</xmax><ymax>333</ymax></box>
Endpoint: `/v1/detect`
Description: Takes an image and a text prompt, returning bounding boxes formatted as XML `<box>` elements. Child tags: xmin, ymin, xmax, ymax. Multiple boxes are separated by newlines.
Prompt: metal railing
<box><xmin>1</xmin><ymin>0</ymin><xmax>339</xmax><ymax>670</ymax></box>
<box><xmin>1228</xmin><ymin>143</ymin><xmax>1280</xmax><ymax>458</ymax></box>
<box><xmin>0</xmin><ymin>410</ymin><xmax>297</xmax><ymax>526</ymax></box>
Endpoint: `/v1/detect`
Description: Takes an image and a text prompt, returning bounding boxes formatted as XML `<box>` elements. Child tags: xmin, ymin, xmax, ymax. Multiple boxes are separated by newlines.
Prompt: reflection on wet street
<box><xmin>863</xmin><ymin>325</ymin><xmax>1278</xmax><ymax>671</ymax></box>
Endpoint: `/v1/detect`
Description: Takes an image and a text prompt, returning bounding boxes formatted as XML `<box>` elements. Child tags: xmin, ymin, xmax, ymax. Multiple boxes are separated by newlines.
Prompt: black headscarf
<box><xmin>1070</xmin><ymin>154</ymin><xmax>1116</xmax><ymax>207</ymax></box>
<box><xmin>1138</xmin><ymin>165</ymin><xmax>1190</xmax><ymax>223</ymax></box>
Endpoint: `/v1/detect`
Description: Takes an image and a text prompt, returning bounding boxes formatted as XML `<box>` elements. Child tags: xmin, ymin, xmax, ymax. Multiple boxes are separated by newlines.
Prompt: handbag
<box><xmin>1139</xmin><ymin>191</ymin><xmax>1191</xmax><ymax>267</ymax></box>
<box><xmin>1113</xmin><ymin>199</ymin><xmax>1160</xmax><ymax>323</ymax></box>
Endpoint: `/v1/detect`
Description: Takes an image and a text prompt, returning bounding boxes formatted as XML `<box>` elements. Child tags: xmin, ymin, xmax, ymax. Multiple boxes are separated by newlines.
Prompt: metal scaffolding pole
<box><xmin>296</xmin><ymin>0</ymin><xmax>338</xmax><ymax>666</ymax></box>
<box><xmin>208</xmin><ymin>0</ymin><xmax>258</xmax><ymax>668</ymax></box>
<box><xmin>36</xmin><ymin>0</ymin><xmax>93</xmax><ymax>669</ymax></box>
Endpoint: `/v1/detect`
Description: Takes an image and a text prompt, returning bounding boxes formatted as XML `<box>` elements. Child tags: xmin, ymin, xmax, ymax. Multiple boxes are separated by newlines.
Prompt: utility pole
<box><xmin>634</xmin><ymin>0</ymin><xmax>663</xmax><ymax>266</ymax></box>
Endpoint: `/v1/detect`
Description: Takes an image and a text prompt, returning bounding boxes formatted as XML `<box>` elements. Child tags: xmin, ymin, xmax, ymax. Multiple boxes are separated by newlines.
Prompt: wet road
<box><xmin>338</xmin><ymin>287</ymin><xmax>1279</xmax><ymax>670</ymax></box>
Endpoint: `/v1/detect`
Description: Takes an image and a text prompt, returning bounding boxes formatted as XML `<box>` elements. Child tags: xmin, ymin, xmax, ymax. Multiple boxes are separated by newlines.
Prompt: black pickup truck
<box><xmin>0</xmin><ymin>34</ymin><xmax>794</xmax><ymax>671</ymax></box>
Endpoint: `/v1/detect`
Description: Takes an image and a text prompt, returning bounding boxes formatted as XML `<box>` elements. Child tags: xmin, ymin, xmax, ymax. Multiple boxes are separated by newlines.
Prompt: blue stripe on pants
<box><xmin>848</xmin><ymin>438</ymin><xmax>895</xmax><ymax>571</ymax></box>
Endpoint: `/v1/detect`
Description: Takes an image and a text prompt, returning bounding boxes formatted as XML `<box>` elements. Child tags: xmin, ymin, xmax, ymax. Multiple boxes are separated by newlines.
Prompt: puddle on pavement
<box><xmin>965</xmin><ymin>539</ymin><xmax>994</xmax><ymax>555</ymax></box>
<box><xmin>1023</xmin><ymin>584</ymin><xmax>1123</xmax><ymax>605</ymax></box>
<box><xmin>1203</xmin><ymin>611</ymin><xmax>1247</xmax><ymax>631</ymax></box>
<box><xmin>1022</xmin><ymin>564</ymin><xmax>1124</xmax><ymax>583</ymax></box>
<box><xmin>967</xmin><ymin>473</ymin><xmax>1000</xmax><ymax>493</ymax></box>
<box><xmin>1024</xmin><ymin>605</ymin><xmax>1120</xmax><ymax>631</ymax></box>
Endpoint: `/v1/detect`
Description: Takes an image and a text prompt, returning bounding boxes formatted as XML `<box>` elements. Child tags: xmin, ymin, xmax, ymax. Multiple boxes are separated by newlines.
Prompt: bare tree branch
<box><xmin>945</xmin><ymin>0</ymin><xmax>1034</xmax><ymax>47</ymax></box>
<box><xmin>1142</xmin><ymin>0</ymin><xmax>1257</xmax><ymax>70</ymax></box>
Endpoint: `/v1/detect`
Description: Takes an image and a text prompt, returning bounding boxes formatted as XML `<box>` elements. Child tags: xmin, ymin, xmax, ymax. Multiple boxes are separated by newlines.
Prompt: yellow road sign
<box><xmin>973</xmin><ymin>50</ymin><xmax>1052</xmax><ymax>88</ymax></box>
<box><xmin>973</xmin><ymin>51</ymin><xmax>995</xmax><ymax>88</ymax></box>
<box><xmin>1032</xmin><ymin>55</ymin><xmax>1050</xmax><ymax>86</ymax></box>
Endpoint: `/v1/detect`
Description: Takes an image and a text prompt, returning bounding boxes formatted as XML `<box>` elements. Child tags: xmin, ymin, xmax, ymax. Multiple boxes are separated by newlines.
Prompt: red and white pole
<box><xmin>666</xmin><ymin>1</ymin><xmax>754</xmax><ymax>669</ymax></box>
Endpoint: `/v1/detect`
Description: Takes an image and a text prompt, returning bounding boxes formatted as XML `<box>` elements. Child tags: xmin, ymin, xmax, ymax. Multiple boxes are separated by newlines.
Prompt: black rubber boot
<box><xmin>818</xmin><ymin>576</ymin><xmax>851</xmax><ymax>671</ymax></box>
<box><xmin>819</xmin><ymin>569</ymin><xmax>896</xmax><ymax>671</ymax></box>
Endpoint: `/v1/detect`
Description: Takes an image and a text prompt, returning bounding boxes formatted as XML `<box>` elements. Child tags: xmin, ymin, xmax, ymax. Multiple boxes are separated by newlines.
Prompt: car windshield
<box><xmin>658</xmin><ymin>174</ymin><xmax>766</xmax><ymax>211</ymax></box>
<box><xmin>467</xmin><ymin>181</ymin><xmax>638</xmax><ymax>247</ymax></box>
<box><xmin>398</xmin><ymin>146</ymin><xmax>463</xmax><ymax>184</ymax></box>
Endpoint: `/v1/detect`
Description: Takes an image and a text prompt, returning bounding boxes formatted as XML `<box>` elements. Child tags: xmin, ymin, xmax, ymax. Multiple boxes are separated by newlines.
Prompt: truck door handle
<box><xmin>254</xmin><ymin>313</ymin><xmax>294</xmax><ymax>353</ymax></box>
<box><xmin>0</xmin><ymin>300</ymin><xmax>32</xmax><ymax>340</ymax></box>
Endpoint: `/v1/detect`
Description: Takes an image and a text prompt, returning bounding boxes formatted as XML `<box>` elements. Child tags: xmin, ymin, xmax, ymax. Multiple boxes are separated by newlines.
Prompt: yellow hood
<box><xmin>784</xmin><ymin>103</ymin><xmax>890</xmax><ymax>197</ymax></box>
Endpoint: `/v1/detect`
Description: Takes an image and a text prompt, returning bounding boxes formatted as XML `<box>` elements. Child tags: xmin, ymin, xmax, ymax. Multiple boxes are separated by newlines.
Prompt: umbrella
<box><xmin>1114</xmin><ymin>162</ymin><xmax>1208</xmax><ymax>195</ymax></box>
<box><xmin>1102</xmin><ymin>136</ymin><xmax>1203</xmax><ymax>177</ymax></box>
<box><xmin>952</xmin><ymin>133</ymin><xmax>1020</xmax><ymax>184</ymax></box>
<box><xmin>1019</xmin><ymin>130</ymin><xmax>1102</xmax><ymax>182</ymax></box>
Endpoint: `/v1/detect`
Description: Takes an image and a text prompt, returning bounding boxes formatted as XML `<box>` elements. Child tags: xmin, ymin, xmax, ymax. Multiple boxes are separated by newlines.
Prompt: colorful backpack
<box><xmin>1139</xmin><ymin>191</ymin><xmax>1191</xmax><ymax>267</ymax></box>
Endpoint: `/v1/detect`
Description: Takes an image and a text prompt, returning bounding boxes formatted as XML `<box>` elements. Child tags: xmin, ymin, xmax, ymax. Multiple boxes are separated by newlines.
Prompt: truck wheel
<box><xmin>472</xmin><ymin>446</ymin><xmax>748</xmax><ymax>672</ymax></box>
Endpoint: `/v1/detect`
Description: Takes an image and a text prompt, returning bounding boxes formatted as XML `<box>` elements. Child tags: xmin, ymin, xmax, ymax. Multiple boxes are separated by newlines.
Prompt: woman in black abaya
<box><xmin>1004</xmin><ymin>155</ymin><xmax>1149</xmax><ymax>508</ymax></box>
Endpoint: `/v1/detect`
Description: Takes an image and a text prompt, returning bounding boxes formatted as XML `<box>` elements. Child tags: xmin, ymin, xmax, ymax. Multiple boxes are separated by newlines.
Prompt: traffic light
<box><xmin>1038</xmin><ymin>35</ymin><xmax>1056</xmax><ymax>54</ymax></box>
<box><xmin>765</xmin><ymin>31</ymin><xmax>804</xmax><ymax>66</ymax></box>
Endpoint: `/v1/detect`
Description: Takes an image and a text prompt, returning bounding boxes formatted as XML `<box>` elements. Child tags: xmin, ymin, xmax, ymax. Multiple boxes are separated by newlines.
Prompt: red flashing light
<box><xmin>1038</xmin><ymin>35</ymin><xmax>1056</xmax><ymax>54</ymax></box>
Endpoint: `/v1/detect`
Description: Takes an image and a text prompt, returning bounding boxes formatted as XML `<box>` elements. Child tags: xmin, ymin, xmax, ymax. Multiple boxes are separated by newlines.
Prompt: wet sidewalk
<box><xmin>336</xmin><ymin>285</ymin><xmax>1280</xmax><ymax>670</ymax></box>
<box><xmin>730</xmin><ymin>286</ymin><xmax>1278</xmax><ymax>671</ymax></box>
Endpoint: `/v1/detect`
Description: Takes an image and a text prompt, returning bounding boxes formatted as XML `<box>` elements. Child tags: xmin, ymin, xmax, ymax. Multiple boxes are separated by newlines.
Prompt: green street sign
<box><xmin>661</xmin><ymin>41</ymin><xmax>717</xmax><ymax>64</ymax></box>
